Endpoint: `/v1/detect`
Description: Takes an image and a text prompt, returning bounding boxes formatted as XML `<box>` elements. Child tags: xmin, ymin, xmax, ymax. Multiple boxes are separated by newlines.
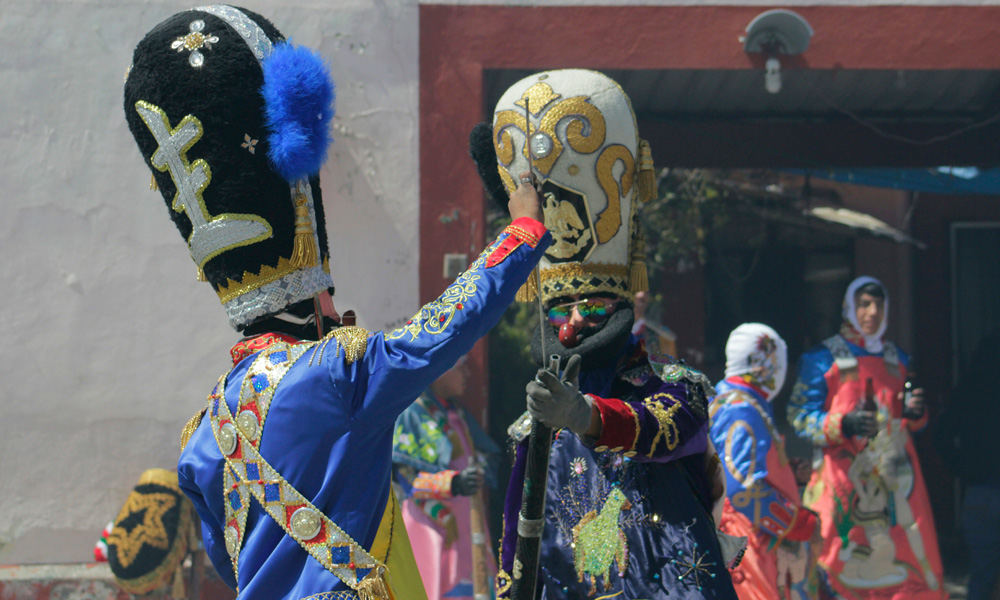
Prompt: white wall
<box><xmin>0</xmin><ymin>0</ymin><xmax>419</xmax><ymax>561</ymax></box>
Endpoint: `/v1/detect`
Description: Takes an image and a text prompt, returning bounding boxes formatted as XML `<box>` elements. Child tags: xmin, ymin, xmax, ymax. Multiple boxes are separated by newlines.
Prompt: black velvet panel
<box><xmin>123</xmin><ymin>8</ymin><xmax>330</xmax><ymax>293</ymax></box>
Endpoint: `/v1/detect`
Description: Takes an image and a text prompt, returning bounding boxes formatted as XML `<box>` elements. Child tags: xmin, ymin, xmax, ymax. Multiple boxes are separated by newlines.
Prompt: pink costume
<box><xmin>392</xmin><ymin>392</ymin><xmax>497</xmax><ymax>599</ymax></box>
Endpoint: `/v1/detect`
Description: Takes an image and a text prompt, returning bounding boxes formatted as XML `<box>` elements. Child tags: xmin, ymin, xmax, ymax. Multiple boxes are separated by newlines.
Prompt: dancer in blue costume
<box><xmin>709</xmin><ymin>324</ymin><xmax>819</xmax><ymax>600</ymax></box>
<box><xmin>475</xmin><ymin>69</ymin><xmax>741</xmax><ymax>600</ymax></box>
<box><xmin>124</xmin><ymin>7</ymin><xmax>549</xmax><ymax>599</ymax></box>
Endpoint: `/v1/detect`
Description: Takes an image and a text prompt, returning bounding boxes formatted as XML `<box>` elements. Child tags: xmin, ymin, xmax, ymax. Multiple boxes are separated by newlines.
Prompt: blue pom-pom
<box><xmin>261</xmin><ymin>42</ymin><xmax>335</xmax><ymax>182</ymax></box>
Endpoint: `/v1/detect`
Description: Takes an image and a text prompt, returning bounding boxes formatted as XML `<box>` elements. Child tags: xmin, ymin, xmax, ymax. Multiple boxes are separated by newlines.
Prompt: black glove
<box><xmin>902</xmin><ymin>389</ymin><xmax>926</xmax><ymax>421</ymax></box>
<box><xmin>450</xmin><ymin>466</ymin><xmax>484</xmax><ymax>497</ymax></box>
<box><xmin>841</xmin><ymin>411</ymin><xmax>878</xmax><ymax>438</ymax></box>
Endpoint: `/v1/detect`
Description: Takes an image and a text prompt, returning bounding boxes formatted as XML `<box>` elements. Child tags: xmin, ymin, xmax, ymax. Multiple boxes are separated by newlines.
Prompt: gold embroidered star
<box><xmin>107</xmin><ymin>492</ymin><xmax>177</xmax><ymax>568</ymax></box>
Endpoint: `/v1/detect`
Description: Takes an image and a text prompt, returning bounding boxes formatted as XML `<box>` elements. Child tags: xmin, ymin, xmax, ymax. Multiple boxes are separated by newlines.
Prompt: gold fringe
<box><xmin>150</xmin><ymin>173</ymin><xmax>158</xmax><ymax>191</ymax></box>
<box><xmin>629</xmin><ymin>226</ymin><xmax>649</xmax><ymax>294</ymax></box>
<box><xmin>290</xmin><ymin>189</ymin><xmax>319</xmax><ymax>269</ymax></box>
<box><xmin>515</xmin><ymin>267</ymin><xmax>539</xmax><ymax>303</ymax></box>
<box><xmin>196</xmin><ymin>266</ymin><xmax>207</xmax><ymax>282</ymax></box>
<box><xmin>637</xmin><ymin>139</ymin><xmax>656</xmax><ymax>203</ymax></box>
<box><xmin>180</xmin><ymin>410</ymin><xmax>205</xmax><ymax>451</ymax></box>
<box><xmin>356</xmin><ymin>565</ymin><xmax>391</xmax><ymax>600</ymax></box>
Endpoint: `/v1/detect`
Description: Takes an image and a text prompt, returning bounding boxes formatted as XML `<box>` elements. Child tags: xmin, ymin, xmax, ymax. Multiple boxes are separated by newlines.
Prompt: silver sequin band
<box><xmin>299</xmin><ymin>591</ymin><xmax>358</xmax><ymax>600</ymax></box>
<box><xmin>517</xmin><ymin>514</ymin><xmax>544</xmax><ymax>538</ymax></box>
<box><xmin>224</xmin><ymin>264</ymin><xmax>333</xmax><ymax>329</ymax></box>
<box><xmin>193</xmin><ymin>5</ymin><xmax>273</xmax><ymax>64</ymax></box>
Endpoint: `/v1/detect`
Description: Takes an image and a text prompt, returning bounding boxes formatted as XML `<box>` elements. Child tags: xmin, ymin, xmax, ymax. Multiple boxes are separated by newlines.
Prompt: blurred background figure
<box><xmin>710</xmin><ymin>323</ymin><xmax>820</xmax><ymax>600</ymax></box>
<box><xmin>631</xmin><ymin>291</ymin><xmax>678</xmax><ymax>357</ymax></box>
<box><xmin>938</xmin><ymin>328</ymin><xmax>1000</xmax><ymax>600</ymax></box>
<box><xmin>788</xmin><ymin>276</ymin><xmax>944</xmax><ymax>600</ymax></box>
<box><xmin>392</xmin><ymin>358</ymin><xmax>500</xmax><ymax>600</ymax></box>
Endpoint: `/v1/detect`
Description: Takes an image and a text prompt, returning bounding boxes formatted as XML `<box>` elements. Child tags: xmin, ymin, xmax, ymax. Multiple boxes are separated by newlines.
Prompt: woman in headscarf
<box><xmin>787</xmin><ymin>276</ymin><xmax>944</xmax><ymax>599</ymax></box>
<box><xmin>710</xmin><ymin>324</ymin><xmax>820</xmax><ymax>600</ymax></box>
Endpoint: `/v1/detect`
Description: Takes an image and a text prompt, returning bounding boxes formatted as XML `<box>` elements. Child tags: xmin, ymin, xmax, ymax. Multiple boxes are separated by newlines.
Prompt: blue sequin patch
<box><xmin>269</xmin><ymin>351</ymin><xmax>288</xmax><ymax>364</ymax></box>
<box><xmin>245</xmin><ymin>462</ymin><xmax>260</xmax><ymax>480</ymax></box>
<box><xmin>264</xmin><ymin>483</ymin><xmax>281</xmax><ymax>503</ymax></box>
<box><xmin>355</xmin><ymin>567</ymin><xmax>372</xmax><ymax>580</ymax></box>
<box><xmin>330</xmin><ymin>545</ymin><xmax>351</xmax><ymax>564</ymax></box>
<box><xmin>212</xmin><ymin>398</ymin><xmax>220</xmax><ymax>417</ymax></box>
<box><xmin>252</xmin><ymin>374</ymin><xmax>269</xmax><ymax>392</ymax></box>
<box><xmin>228</xmin><ymin>489</ymin><xmax>242</xmax><ymax>510</ymax></box>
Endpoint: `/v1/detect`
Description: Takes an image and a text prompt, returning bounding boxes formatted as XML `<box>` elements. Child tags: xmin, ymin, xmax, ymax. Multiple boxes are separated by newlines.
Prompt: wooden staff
<box><xmin>468</xmin><ymin>471</ymin><xmax>491</xmax><ymax>600</ymax></box>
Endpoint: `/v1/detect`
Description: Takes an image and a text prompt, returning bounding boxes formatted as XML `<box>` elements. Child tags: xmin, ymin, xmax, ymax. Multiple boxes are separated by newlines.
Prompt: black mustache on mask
<box><xmin>531</xmin><ymin>307</ymin><xmax>635</xmax><ymax>371</ymax></box>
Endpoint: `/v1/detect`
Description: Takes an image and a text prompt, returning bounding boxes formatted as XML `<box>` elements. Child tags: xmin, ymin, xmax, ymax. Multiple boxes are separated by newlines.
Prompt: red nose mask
<box><xmin>558</xmin><ymin>323</ymin><xmax>580</xmax><ymax>348</ymax></box>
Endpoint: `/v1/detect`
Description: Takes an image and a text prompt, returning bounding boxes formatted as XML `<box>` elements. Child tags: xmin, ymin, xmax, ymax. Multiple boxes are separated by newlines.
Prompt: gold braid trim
<box><xmin>534</xmin><ymin>262</ymin><xmax>630</xmax><ymax>305</ymax></box>
<box><xmin>214</xmin><ymin>256</ymin><xmax>303</xmax><ymax>304</ymax></box>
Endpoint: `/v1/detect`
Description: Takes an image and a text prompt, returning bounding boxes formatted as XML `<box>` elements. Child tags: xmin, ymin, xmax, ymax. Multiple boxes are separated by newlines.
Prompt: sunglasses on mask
<box><xmin>547</xmin><ymin>298</ymin><xmax>618</xmax><ymax>327</ymax></box>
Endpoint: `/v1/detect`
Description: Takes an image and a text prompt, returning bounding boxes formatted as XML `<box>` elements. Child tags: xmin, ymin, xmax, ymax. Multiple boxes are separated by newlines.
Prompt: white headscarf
<box><xmin>724</xmin><ymin>323</ymin><xmax>788</xmax><ymax>401</ymax></box>
<box><xmin>842</xmin><ymin>276</ymin><xmax>889</xmax><ymax>353</ymax></box>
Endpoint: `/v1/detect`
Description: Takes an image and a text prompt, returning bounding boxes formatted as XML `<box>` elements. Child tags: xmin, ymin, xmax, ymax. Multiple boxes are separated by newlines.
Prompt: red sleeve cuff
<box><xmin>486</xmin><ymin>218</ymin><xmax>548</xmax><ymax>268</ymax></box>
<box><xmin>824</xmin><ymin>412</ymin><xmax>846</xmax><ymax>445</ymax></box>
<box><xmin>784</xmin><ymin>508</ymin><xmax>818</xmax><ymax>542</ymax></box>
<box><xmin>507</xmin><ymin>217</ymin><xmax>547</xmax><ymax>247</ymax></box>
<box><xmin>591</xmin><ymin>395</ymin><xmax>640</xmax><ymax>453</ymax></box>
<box><xmin>412</xmin><ymin>470</ymin><xmax>456</xmax><ymax>500</ymax></box>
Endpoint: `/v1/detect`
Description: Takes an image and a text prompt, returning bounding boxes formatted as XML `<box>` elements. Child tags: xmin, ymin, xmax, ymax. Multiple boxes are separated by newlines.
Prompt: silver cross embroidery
<box><xmin>171</xmin><ymin>19</ymin><xmax>219</xmax><ymax>68</ymax></box>
<box><xmin>135</xmin><ymin>101</ymin><xmax>271</xmax><ymax>266</ymax></box>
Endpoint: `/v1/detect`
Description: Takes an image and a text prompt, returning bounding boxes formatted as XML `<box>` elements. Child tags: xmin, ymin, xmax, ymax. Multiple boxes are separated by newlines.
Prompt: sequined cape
<box><xmin>392</xmin><ymin>391</ymin><xmax>500</xmax><ymax>483</ymax></box>
<box><xmin>178</xmin><ymin>218</ymin><xmax>550</xmax><ymax>600</ymax></box>
<box><xmin>498</xmin><ymin>339</ymin><xmax>738</xmax><ymax>600</ymax></box>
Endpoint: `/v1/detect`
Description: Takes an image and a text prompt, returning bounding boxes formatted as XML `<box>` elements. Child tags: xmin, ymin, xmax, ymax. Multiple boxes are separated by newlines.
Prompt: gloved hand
<box><xmin>525</xmin><ymin>354</ymin><xmax>594</xmax><ymax>435</ymax></box>
<box><xmin>450</xmin><ymin>466</ymin><xmax>484</xmax><ymax>497</ymax></box>
<box><xmin>901</xmin><ymin>387</ymin><xmax>926</xmax><ymax>420</ymax></box>
<box><xmin>841</xmin><ymin>410</ymin><xmax>878</xmax><ymax>438</ymax></box>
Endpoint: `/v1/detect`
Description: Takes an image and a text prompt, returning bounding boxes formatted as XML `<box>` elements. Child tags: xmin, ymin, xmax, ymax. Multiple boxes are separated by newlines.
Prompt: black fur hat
<box><xmin>124</xmin><ymin>6</ymin><xmax>335</xmax><ymax>329</ymax></box>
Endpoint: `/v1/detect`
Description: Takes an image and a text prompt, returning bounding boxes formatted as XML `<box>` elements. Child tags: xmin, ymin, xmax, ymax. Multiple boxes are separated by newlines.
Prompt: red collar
<box><xmin>230</xmin><ymin>332</ymin><xmax>300</xmax><ymax>365</ymax></box>
<box><xmin>724</xmin><ymin>375</ymin><xmax>767</xmax><ymax>399</ymax></box>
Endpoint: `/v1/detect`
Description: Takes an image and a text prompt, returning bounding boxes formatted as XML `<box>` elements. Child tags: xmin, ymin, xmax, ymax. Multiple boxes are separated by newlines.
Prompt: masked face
<box><xmin>532</xmin><ymin>302</ymin><xmax>634</xmax><ymax>371</ymax></box>
<box><xmin>724</xmin><ymin>323</ymin><xmax>788</xmax><ymax>401</ymax></box>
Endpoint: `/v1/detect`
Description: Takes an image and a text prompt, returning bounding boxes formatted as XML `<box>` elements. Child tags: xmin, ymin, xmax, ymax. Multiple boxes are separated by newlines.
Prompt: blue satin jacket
<box><xmin>178</xmin><ymin>219</ymin><xmax>549</xmax><ymax>599</ymax></box>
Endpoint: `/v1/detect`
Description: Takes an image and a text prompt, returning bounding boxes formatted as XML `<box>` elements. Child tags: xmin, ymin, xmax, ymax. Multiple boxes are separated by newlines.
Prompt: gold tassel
<box><xmin>629</xmin><ymin>227</ymin><xmax>649</xmax><ymax>295</ymax></box>
<box><xmin>290</xmin><ymin>187</ymin><xmax>319</xmax><ymax>269</ymax></box>
<box><xmin>637</xmin><ymin>139</ymin><xmax>656</xmax><ymax>203</ymax></box>
<box><xmin>196</xmin><ymin>266</ymin><xmax>207</xmax><ymax>282</ymax></box>
<box><xmin>515</xmin><ymin>267</ymin><xmax>539</xmax><ymax>303</ymax></box>
<box><xmin>356</xmin><ymin>565</ymin><xmax>391</xmax><ymax>600</ymax></box>
<box><xmin>150</xmin><ymin>173</ymin><xmax>159</xmax><ymax>191</ymax></box>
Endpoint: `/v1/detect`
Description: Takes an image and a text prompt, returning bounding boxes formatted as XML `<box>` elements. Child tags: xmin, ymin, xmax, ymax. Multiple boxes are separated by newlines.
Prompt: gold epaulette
<box><xmin>309</xmin><ymin>326</ymin><xmax>370</xmax><ymax>367</ymax></box>
<box><xmin>180</xmin><ymin>410</ymin><xmax>205</xmax><ymax>451</ymax></box>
